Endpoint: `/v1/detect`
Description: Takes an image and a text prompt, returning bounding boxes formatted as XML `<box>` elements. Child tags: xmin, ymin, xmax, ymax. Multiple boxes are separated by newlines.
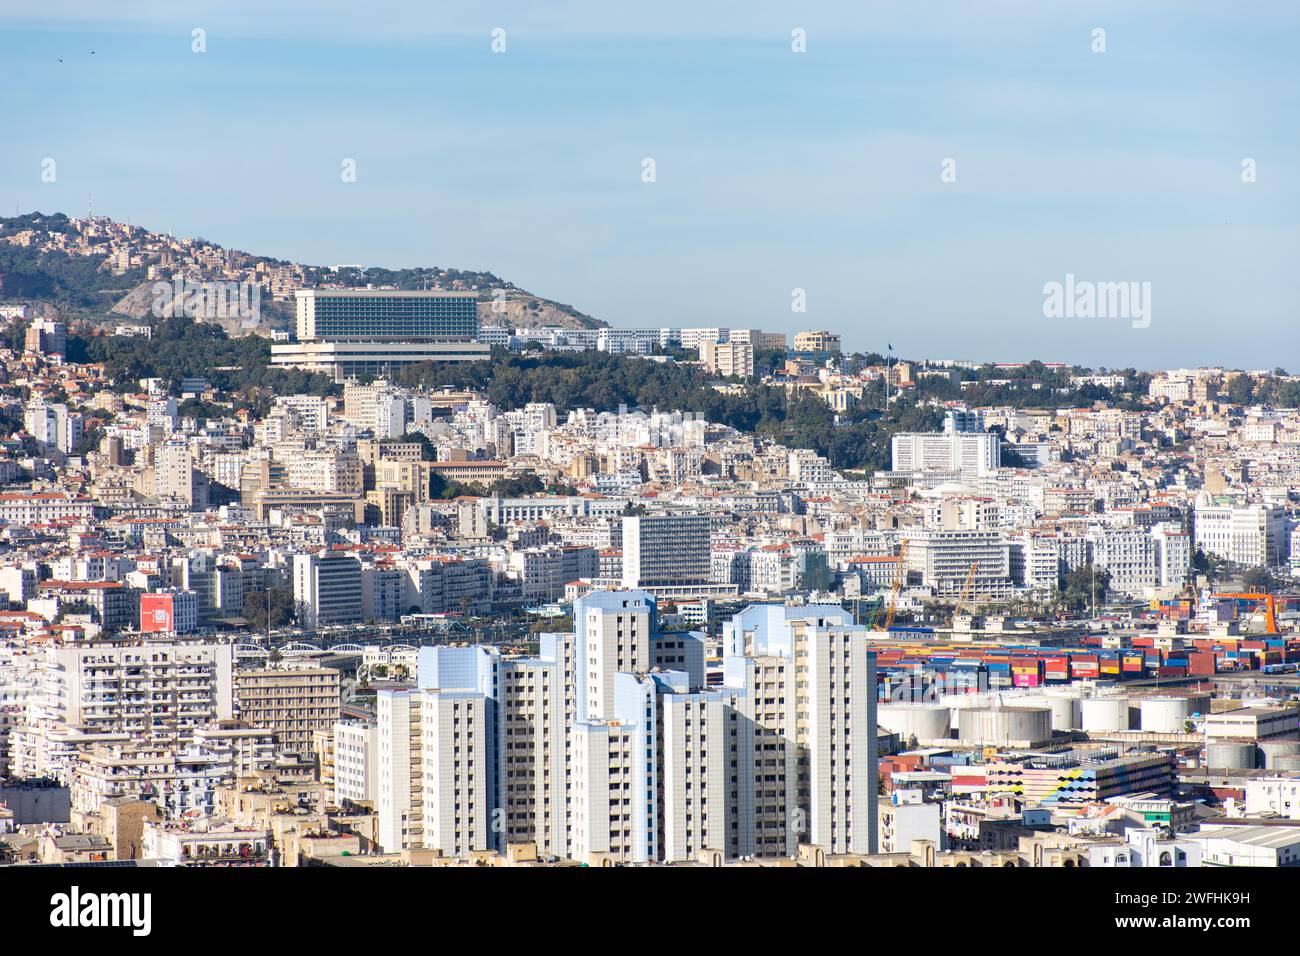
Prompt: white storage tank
<box><xmin>1139</xmin><ymin>696</ymin><xmax>1193</xmax><ymax>734</ymax></box>
<box><xmin>1040</xmin><ymin>691</ymin><xmax>1083</xmax><ymax>732</ymax></box>
<box><xmin>1258</xmin><ymin>739</ymin><xmax>1300</xmax><ymax>769</ymax></box>
<box><xmin>943</xmin><ymin>693</ymin><xmax>1002</xmax><ymax>734</ymax></box>
<box><xmin>1081</xmin><ymin>696</ymin><xmax>1130</xmax><ymax>733</ymax></box>
<box><xmin>877</xmin><ymin>703</ymin><xmax>952</xmax><ymax>743</ymax></box>
<box><xmin>957</xmin><ymin>705</ymin><xmax>1052</xmax><ymax>747</ymax></box>
<box><xmin>1016</xmin><ymin>693</ymin><xmax>1080</xmax><ymax>733</ymax></box>
<box><xmin>1205</xmin><ymin>739</ymin><xmax>1257</xmax><ymax>770</ymax></box>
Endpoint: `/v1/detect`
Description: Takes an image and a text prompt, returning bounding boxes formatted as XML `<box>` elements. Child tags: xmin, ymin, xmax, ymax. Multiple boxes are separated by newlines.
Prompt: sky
<box><xmin>1</xmin><ymin>1</ymin><xmax>1296</xmax><ymax>370</ymax></box>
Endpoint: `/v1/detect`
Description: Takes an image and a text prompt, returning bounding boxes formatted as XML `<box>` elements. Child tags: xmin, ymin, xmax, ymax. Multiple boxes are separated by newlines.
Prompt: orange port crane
<box><xmin>1212</xmin><ymin>592</ymin><xmax>1280</xmax><ymax>635</ymax></box>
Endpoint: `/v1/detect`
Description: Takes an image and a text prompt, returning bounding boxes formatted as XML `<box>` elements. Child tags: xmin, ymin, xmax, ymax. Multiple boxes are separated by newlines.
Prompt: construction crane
<box><xmin>877</xmin><ymin>540</ymin><xmax>908</xmax><ymax>632</ymax></box>
<box><xmin>951</xmin><ymin>561</ymin><xmax>979</xmax><ymax>624</ymax></box>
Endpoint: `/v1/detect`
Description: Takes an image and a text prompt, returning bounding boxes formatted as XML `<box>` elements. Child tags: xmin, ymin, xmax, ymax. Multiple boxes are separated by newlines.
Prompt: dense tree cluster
<box><xmin>68</xmin><ymin>317</ymin><xmax>337</xmax><ymax>404</ymax></box>
<box><xmin>1057</xmin><ymin>564</ymin><xmax>1112</xmax><ymax>612</ymax></box>
<box><xmin>241</xmin><ymin>588</ymin><xmax>297</xmax><ymax>631</ymax></box>
<box><xmin>0</xmin><ymin>241</ymin><xmax>148</xmax><ymax>310</ymax></box>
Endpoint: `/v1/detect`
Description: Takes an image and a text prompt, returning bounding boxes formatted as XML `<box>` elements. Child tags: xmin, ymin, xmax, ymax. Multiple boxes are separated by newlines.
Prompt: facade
<box><xmin>294</xmin><ymin>288</ymin><xmax>479</xmax><ymax>340</ymax></box>
<box><xmin>621</xmin><ymin>515</ymin><xmax>712</xmax><ymax>590</ymax></box>
<box><xmin>234</xmin><ymin>666</ymin><xmax>342</xmax><ymax>758</ymax></box>
<box><xmin>892</xmin><ymin>431</ymin><xmax>1002</xmax><ymax>475</ymax></box>
<box><xmin>1193</xmin><ymin>499</ymin><xmax>1288</xmax><ymax>567</ymax></box>
<box><xmin>273</xmin><ymin>289</ymin><xmax>489</xmax><ymax>380</ymax></box>
<box><xmin>573</xmin><ymin>589</ymin><xmax>655</xmax><ymax>724</ymax></box>
<box><xmin>36</xmin><ymin>580</ymin><xmax>140</xmax><ymax>631</ymax></box>
<box><xmin>722</xmin><ymin>603</ymin><xmax>880</xmax><ymax>858</ymax></box>
<box><xmin>10</xmin><ymin>642</ymin><xmax>235</xmax><ymax>781</ymax></box>
<box><xmin>905</xmin><ymin>530</ymin><xmax>1012</xmax><ymax>599</ymax></box>
<box><xmin>880</xmin><ymin>795</ymin><xmax>943</xmax><ymax>854</ymax></box>
<box><xmin>24</xmin><ymin>317</ymin><xmax>67</xmax><ymax>357</ymax></box>
<box><xmin>499</xmin><ymin>655</ymin><xmax>567</xmax><ymax>857</ymax></box>
<box><xmin>332</xmin><ymin>721</ymin><xmax>377</xmax><ymax>805</ymax></box>
<box><xmin>376</xmin><ymin>688</ymin><xmax>422</xmax><ymax>852</ymax></box>
<box><xmin>369</xmin><ymin>593</ymin><xmax>878</xmax><ymax>863</ymax></box>
<box><xmin>984</xmin><ymin>751</ymin><xmax>1175</xmax><ymax>804</ymax></box>
<box><xmin>271</xmin><ymin>338</ymin><xmax>491</xmax><ymax>382</ymax></box>
<box><xmin>700</xmin><ymin>339</ymin><xmax>755</xmax><ymax>379</ymax></box>
<box><xmin>792</xmin><ymin>330</ymin><xmax>842</xmax><ymax>353</ymax></box>
<box><xmin>292</xmin><ymin>552</ymin><xmax>363</xmax><ymax>628</ymax></box>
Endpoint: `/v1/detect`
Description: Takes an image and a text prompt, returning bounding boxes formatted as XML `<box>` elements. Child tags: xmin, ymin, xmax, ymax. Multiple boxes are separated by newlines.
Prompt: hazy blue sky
<box><xmin>1</xmin><ymin>1</ymin><xmax>1296</xmax><ymax>369</ymax></box>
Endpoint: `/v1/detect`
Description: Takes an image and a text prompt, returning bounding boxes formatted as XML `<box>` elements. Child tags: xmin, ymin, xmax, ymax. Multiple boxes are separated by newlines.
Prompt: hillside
<box><xmin>0</xmin><ymin>211</ymin><xmax>605</xmax><ymax>333</ymax></box>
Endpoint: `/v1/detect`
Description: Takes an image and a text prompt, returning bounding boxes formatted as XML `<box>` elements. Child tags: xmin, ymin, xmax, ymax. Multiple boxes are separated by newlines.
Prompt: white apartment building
<box><xmin>659</xmin><ymin>687</ymin><xmax>748</xmax><ymax>863</ymax></box>
<box><xmin>282</xmin><ymin>451</ymin><xmax>363</xmax><ymax>496</ymax></box>
<box><xmin>25</xmin><ymin>399</ymin><xmax>82</xmax><ymax>455</ymax></box>
<box><xmin>728</xmin><ymin>328</ymin><xmax>787</xmax><ymax>351</ymax></box>
<box><xmin>722</xmin><ymin>604</ymin><xmax>879</xmax><ymax>858</ymax></box>
<box><xmin>376</xmin><ymin>688</ymin><xmax>422</xmax><ymax>852</ymax></box>
<box><xmin>1194</xmin><ymin>498</ymin><xmax>1288</xmax><ymax>567</ymax></box>
<box><xmin>571</xmin><ymin>716</ymin><xmax>653</xmax><ymax>864</ymax></box>
<box><xmin>420</xmin><ymin>690</ymin><xmax>493</xmax><ymax>858</ymax></box>
<box><xmin>1148</xmin><ymin>376</ymin><xmax>1193</xmax><ymax>402</ymax></box>
<box><xmin>273</xmin><ymin>394</ymin><xmax>331</xmax><ymax>433</ymax></box>
<box><xmin>10</xmin><ymin>641</ymin><xmax>236</xmax><ymax>782</ymax></box>
<box><xmin>700</xmin><ymin>339</ymin><xmax>755</xmax><ymax>379</ymax></box>
<box><xmin>597</xmin><ymin>328</ymin><xmax>661</xmax><ymax>354</ymax></box>
<box><xmin>332</xmin><ymin>721</ymin><xmax>377</xmax><ymax>805</ymax></box>
<box><xmin>679</xmin><ymin>328</ymin><xmax>729</xmax><ymax>352</ymax></box>
<box><xmin>500</xmin><ymin>656</ymin><xmax>567</xmax><ymax>858</ymax></box>
<box><xmin>905</xmin><ymin>530</ymin><xmax>1012</xmax><ymax>599</ymax></box>
<box><xmin>621</xmin><ymin>515</ymin><xmax>712</xmax><ymax>591</ymax></box>
<box><xmin>155</xmin><ymin>439</ymin><xmax>208</xmax><ymax>508</ymax></box>
<box><xmin>293</xmin><ymin>551</ymin><xmax>363</xmax><ymax>627</ymax></box>
<box><xmin>788</xmin><ymin>448</ymin><xmax>836</xmax><ymax>485</ymax></box>
<box><xmin>1086</xmin><ymin>527</ymin><xmax>1160</xmax><ymax>598</ymax></box>
<box><xmin>376</xmin><ymin>646</ymin><xmax>502</xmax><ymax>857</ymax></box>
<box><xmin>892</xmin><ymin>431</ymin><xmax>1001</xmax><ymax>475</ymax></box>
<box><xmin>574</xmin><ymin>589</ymin><xmax>653</xmax><ymax>724</ymax></box>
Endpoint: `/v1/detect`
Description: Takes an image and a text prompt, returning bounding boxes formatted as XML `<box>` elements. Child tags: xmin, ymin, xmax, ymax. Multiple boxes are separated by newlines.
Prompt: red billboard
<box><xmin>140</xmin><ymin>593</ymin><xmax>174</xmax><ymax>633</ymax></box>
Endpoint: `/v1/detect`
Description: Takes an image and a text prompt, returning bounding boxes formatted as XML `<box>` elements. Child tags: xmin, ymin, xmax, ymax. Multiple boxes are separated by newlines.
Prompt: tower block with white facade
<box><xmin>372</xmin><ymin>591</ymin><xmax>878</xmax><ymax>863</ymax></box>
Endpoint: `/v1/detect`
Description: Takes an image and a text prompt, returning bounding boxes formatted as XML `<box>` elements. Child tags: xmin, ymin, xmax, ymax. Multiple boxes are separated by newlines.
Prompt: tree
<box><xmin>1058</xmin><ymin>564</ymin><xmax>1111</xmax><ymax>613</ymax></box>
<box><xmin>1242</xmin><ymin>566</ymin><xmax>1279</xmax><ymax>594</ymax></box>
<box><xmin>1224</xmin><ymin>373</ymin><xmax>1255</xmax><ymax>406</ymax></box>
<box><xmin>242</xmin><ymin>587</ymin><xmax>296</xmax><ymax>631</ymax></box>
<box><xmin>530</xmin><ymin>614</ymin><xmax>572</xmax><ymax>635</ymax></box>
<box><xmin>1193</xmin><ymin>548</ymin><xmax>1228</xmax><ymax>583</ymax></box>
<box><xmin>71</xmin><ymin>317</ymin><xmax>337</xmax><ymax>400</ymax></box>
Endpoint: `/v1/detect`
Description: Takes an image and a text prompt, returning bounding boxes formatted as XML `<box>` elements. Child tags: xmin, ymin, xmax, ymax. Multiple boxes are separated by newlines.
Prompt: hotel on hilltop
<box><xmin>271</xmin><ymin>289</ymin><xmax>490</xmax><ymax>382</ymax></box>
